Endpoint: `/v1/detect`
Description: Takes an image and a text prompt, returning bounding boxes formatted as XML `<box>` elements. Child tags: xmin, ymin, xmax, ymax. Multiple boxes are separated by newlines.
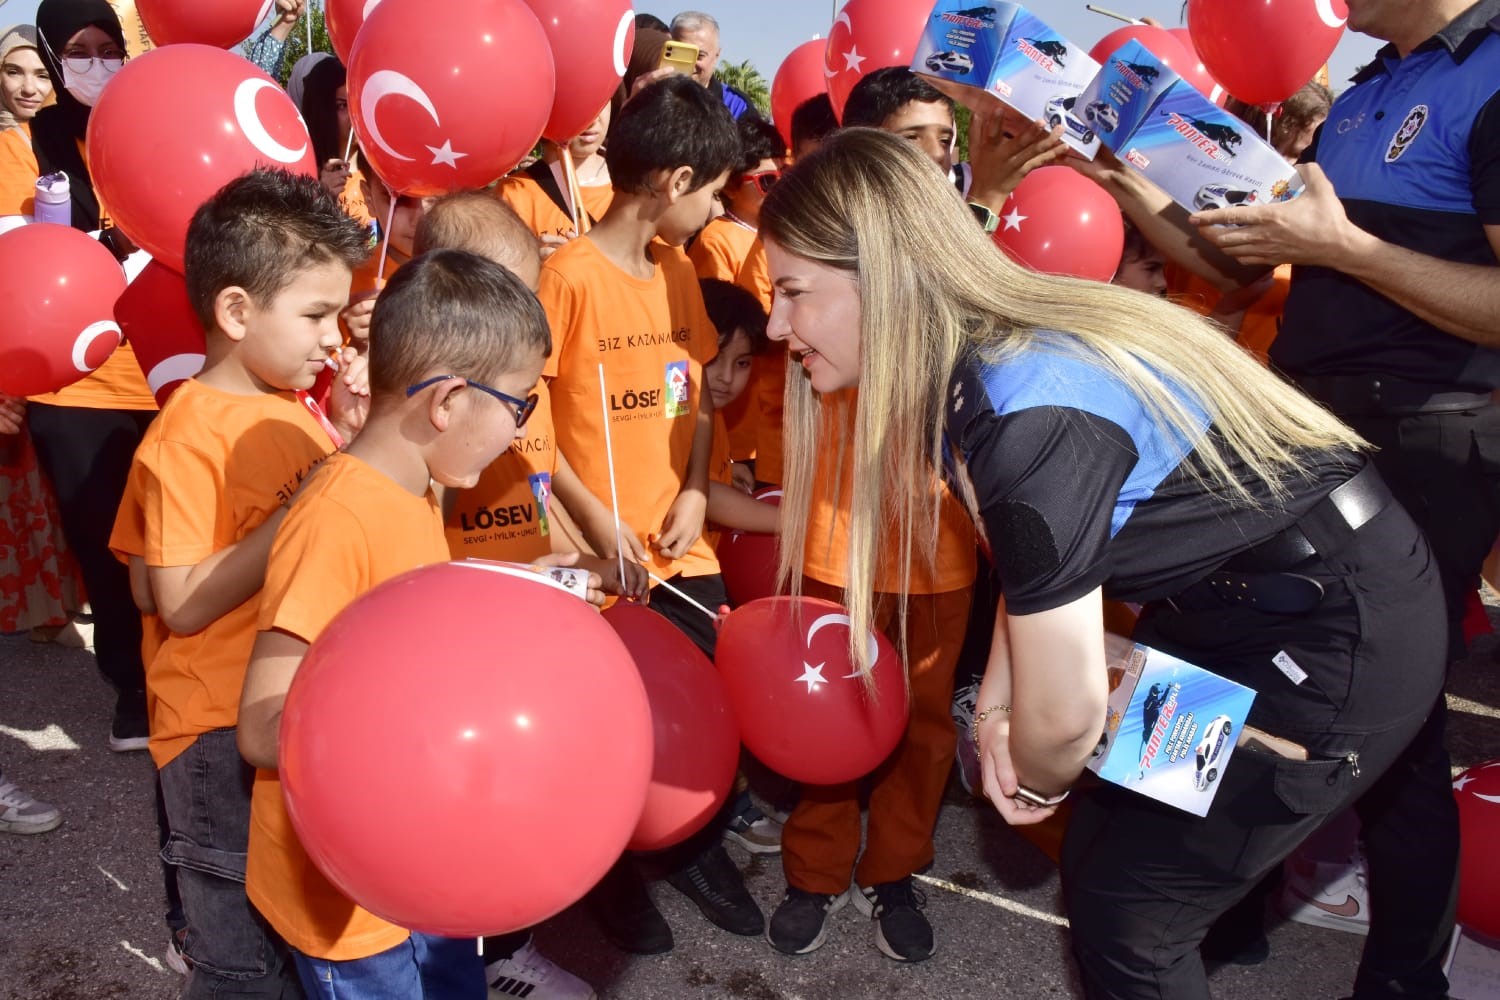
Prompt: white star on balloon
<box><xmin>1002</xmin><ymin>207</ymin><xmax>1027</xmax><ymax>231</ymax></box>
<box><xmin>842</xmin><ymin>45</ymin><xmax>866</xmax><ymax>74</ymax></box>
<box><xmin>1454</xmin><ymin>774</ymin><xmax>1475</xmax><ymax>791</ymax></box>
<box><xmin>796</xmin><ymin>661</ymin><xmax>828</xmax><ymax>693</ymax></box>
<box><xmin>427</xmin><ymin>139</ymin><xmax>467</xmax><ymax>168</ymax></box>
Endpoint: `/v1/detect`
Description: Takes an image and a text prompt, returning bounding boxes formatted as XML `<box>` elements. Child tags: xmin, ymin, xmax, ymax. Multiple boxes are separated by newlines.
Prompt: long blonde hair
<box><xmin>759</xmin><ymin>128</ymin><xmax>1363</xmax><ymax>676</ymax></box>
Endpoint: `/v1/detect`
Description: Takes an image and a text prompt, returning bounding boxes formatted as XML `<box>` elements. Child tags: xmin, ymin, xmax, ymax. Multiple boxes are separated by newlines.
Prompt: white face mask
<box><xmin>63</xmin><ymin>61</ymin><xmax>114</xmax><ymax>107</ymax></box>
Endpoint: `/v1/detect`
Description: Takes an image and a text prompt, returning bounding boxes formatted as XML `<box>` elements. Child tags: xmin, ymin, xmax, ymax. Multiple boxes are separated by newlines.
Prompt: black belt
<box><xmin>1168</xmin><ymin>464</ymin><xmax>1394</xmax><ymax>616</ymax></box>
<box><xmin>1293</xmin><ymin>374</ymin><xmax>1492</xmax><ymax>417</ymax></box>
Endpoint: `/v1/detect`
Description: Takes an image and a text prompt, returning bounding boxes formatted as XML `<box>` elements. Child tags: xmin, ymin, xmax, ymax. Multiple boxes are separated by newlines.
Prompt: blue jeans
<box><xmin>158</xmin><ymin>729</ymin><xmax>302</xmax><ymax>998</ymax></box>
<box><xmin>292</xmin><ymin>933</ymin><xmax>485</xmax><ymax>999</ymax></box>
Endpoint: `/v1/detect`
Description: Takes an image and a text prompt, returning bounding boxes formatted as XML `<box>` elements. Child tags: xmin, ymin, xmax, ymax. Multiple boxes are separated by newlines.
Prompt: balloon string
<box><xmin>344</xmin><ymin>126</ymin><xmax>357</xmax><ymax>167</ymax></box>
<box><xmin>374</xmin><ymin>189</ymin><xmax>395</xmax><ymax>291</ymax></box>
<box><xmin>561</xmin><ymin>146</ymin><xmax>586</xmax><ymax>235</ymax></box>
<box><xmin>648</xmin><ymin>571</ymin><xmax>718</xmax><ymax>620</ymax></box>
<box><xmin>1084</xmin><ymin>4</ymin><xmax>1140</xmax><ymax>24</ymax></box>
<box><xmin>305</xmin><ymin>5</ymin><xmax>313</xmax><ymax>54</ymax></box>
<box><xmin>597</xmin><ymin>363</ymin><xmax>628</xmax><ymax>598</ymax></box>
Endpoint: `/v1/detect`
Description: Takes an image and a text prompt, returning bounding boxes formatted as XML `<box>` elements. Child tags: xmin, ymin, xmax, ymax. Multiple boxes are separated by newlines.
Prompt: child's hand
<box><xmin>0</xmin><ymin>394</ymin><xmax>25</xmax><ymax>434</ymax></box>
<box><xmin>595</xmin><ymin>517</ymin><xmax>649</xmax><ymax>566</ymax></box>
<box><xmin>593</xmin><ymin>554</ymin><xmax>649</xmax><ymax>601</ymax></box>
<box><xmin>340</xmin><ymin>292</ymin><xmax>378</xmax><ymax>346</ymax></box>
<box><xmin>539</xmin><ymin>232</ymin><xmax>576</xmax><ymax>260</ymax></box>
<box><xmin>533</xmin><ymin>552</ymin><xmax>607</xmax><ymax>606</ymax></box>
<box><xmin>968</xmin><ymin>110</ymin><xmax>1069</xmax><ymax>209</ymax></box>
<box><xmin>320</xmin><ymin>158</ymin><xmax>351</xmax><ymax>198</ymax></box>
<box><xmin>730</xmin><ymin>462</ymin><xmax>755</xmax><ymax>494</ymax></box>
<box><xmin>653</xmin><ymin>489</ymin><xmax>707</xmax><ymax>560</ymax></box>
<box><xmin>328</xmin><ymin>347</ymin><xmax>371</xmax><ymax>442</ymax></box>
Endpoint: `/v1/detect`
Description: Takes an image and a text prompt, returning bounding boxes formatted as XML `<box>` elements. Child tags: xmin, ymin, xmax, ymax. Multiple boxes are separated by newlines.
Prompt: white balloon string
<box><xmin>597</xmin><ymin>363</ymin><xmax>628</xmax><ymax>596</ymax></box>
<box><xmin>375</xmin><ymin>189</ymin><xmax>395</xmax><ymax>290</ymax></box>
<box><xmin>1084</xmin><ymin>4</ymin><xmax>1140</xmax><ymax>24</ymax></box>
<box><xmin>647</xmin><ymin>571</ymin><xmax>718</xmax><ymax>620</ymax></box>
<box><xmin>343</xmin><ymin>125</ymin><xmax>356</xmax><ymax>167</ymax></box>
<box><xmin>305</xmin><ymin>4</ymin><xmax>313</xmax><ymax>53</ymax></box>
<box><xmin>561</xmin><ymin>145</ymin><xmax>583</xmax><ymax>235</ymax></box>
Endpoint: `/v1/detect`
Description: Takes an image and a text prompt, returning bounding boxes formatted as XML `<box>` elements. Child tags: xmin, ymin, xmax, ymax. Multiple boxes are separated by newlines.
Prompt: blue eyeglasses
<box><xmin>405</xmin><ymin>375</ymin><xmax>539</xmax><ymax>428</ymax></box>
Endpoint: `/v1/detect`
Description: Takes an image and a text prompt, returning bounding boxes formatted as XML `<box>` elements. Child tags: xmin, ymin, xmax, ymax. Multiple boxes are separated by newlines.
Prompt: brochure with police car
<box><xmin>911</xmin><ymin>1</ymin><xmax>1100</xmax><ymax>158</ymax></box>
<box><xmin>1089</xmin><ymin>634</ymin><xmax>1257</xmax><ymax>817</ymax></box>
<box><xmin>1076</xmin><ymin>39</ymin><xmax>1304</xmax><ymax>215</ymax></box>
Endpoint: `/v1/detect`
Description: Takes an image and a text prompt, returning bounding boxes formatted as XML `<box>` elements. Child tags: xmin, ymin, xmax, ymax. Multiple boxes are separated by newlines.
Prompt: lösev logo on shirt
<box><xmin>596</xmin><ymin>326</ymin><xmax>692</xmax><ymax>353</ymax></box>
<box><xmin>457</xmin><ymin>502</ymin><xmax>539</xmax><ymax>534</ymax></box>
<box><xmin>610</xmin><ymin>386</ymin><xmax>663</xmax><ymax>412</ymax></box>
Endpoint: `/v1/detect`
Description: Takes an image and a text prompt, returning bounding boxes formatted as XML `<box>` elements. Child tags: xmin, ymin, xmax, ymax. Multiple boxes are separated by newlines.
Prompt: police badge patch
<box><xmin>1385</xmin><ymin>105</ymin><xmax>1429</xmax><ymax>163</ymax></box>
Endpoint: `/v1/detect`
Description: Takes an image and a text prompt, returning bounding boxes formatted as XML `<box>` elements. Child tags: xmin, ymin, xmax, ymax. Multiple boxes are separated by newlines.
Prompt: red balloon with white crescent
<box><xmin>348</xmin><ymin>0</ymin><xmax>557</xmax><ymax>196</ymax></box>
<box><xmin>601</xmin><ymin>603</ymin><xmax>740</xmax><ymax>851</ymax></box>
<box><xmin>823</xmin><ymin>0</ymin><xmax>932</xmax><ymax>122</ymax></box>
<box><xmin>326</xmin><ymin>0</ymin><xmax>384</xmax><ymax>63</ymax></box>
<box><xmin>771</xmin><ymin>39</ymin><xmax>828</xmax><ymax>149</ymax></box>
<box><xmin>716</xmin><ymin>487</ymin><xmax>782</xmax><ymax>606</ymax></box>
<box><xmin>115</xmin><ymin>261</ymin><xmax>206</xmax><ymax>407</ymax></box>
<box><xmin>87</xmin><ymin>44</ymin><xmax>317</xmax><ymax>273</ymax></box>
<box><xmin>992</xmin><ymin>166</ymin><xmax>1124</xmax><ymax>284</ymax></box>
<box><xmin>522</xmin><ymin>0</ymin><xmax>635</xmax><ymax>143</ymax></box>
<box><xmin>1187</xmin><ymin>0</ymin><xmax>1346</xmax><ymax>106</ymax></box>
<box><xmin>716</xmin><ymin>596</ymin><xmax>909</xmax><ymax>785</ymax></box>
<box><xmin>136</xmin><ymin>0</ymin><xmax>274</xmax><ymax>48</ymax></box>
<box><xmin>0</xmin><ymin>224</ymin><xmax>126</xmax><ymax>397</ymax></box>
<box><xmin>1454</xmin><ymin>760</ymin><xmax>1500</xmax><ymax>939</ymax></box>
<box><xmin>1087</xmin><ymin>24</ymin><xmax>1196</xmax><ymax>77</ymax></box>
<box><xmin>280</xmin><ymin>560</ymin><xmax>653</xmax><ymax>937</ymax></box>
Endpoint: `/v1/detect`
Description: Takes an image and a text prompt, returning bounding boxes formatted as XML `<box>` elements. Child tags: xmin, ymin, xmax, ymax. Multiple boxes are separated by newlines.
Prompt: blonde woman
<box><xmin>758</xmin><ymin>128</ymin><xmax>1453</xmax><ymax>998</ymax></box>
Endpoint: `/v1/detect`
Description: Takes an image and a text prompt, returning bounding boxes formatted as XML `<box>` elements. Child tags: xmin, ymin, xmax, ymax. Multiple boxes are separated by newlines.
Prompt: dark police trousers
<box><xmin>1060</xmin><ymin>489</ymin><xmax>1455</xmax><ymax>999</ymax></box>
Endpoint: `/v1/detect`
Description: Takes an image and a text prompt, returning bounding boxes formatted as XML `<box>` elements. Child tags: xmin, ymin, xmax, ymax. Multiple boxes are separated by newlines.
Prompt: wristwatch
<box><xmin>1013</xmin><ymin>784</ymin><xmax>1071</xmax><ymax>808</ymax></box>
<box><xmin>969</xmin><ymin>201</ymin><xmax>1000</xmax><ymax>235</ymax></box>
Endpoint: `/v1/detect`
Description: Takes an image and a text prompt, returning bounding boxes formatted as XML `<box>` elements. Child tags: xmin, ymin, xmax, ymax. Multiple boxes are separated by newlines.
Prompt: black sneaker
<box><xmin>587</xmin><ymin>859</ymin><xmax>673</xmax><ymax>955</ymax></box>
<box><xmin>109</xmin><ymin>699</ymin><xmax>150</xmax><ymax>753</ymax></box>
<box><xmin>664</xmin><ymin>842</ymin><xmax>764</xmax><ymax>936</ymax></box>
<box><xmin>767</xmin><ymin>886</ymin><xmax>848</xmax><ymax>955</ymax></box>
<box><xmin>852</xmin><ymin>878</ymin><xmax>935</xmax><ymax>963</ymax></box>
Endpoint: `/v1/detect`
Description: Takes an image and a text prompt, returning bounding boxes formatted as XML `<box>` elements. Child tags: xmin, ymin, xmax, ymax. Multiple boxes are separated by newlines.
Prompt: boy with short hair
<box><xmin>537</xmin><ymin>74</ymin><xmax>762</xmax><ymax>954</ymax></box>
<box><xmin>237</xmin><ymin>250</ymin><xmax>568</xmax><ymax>996</ymax></box>
<box><xmin>133</xmin><ymin>167</ymin><xmax>371</xmax><ymax>997</ymax></box>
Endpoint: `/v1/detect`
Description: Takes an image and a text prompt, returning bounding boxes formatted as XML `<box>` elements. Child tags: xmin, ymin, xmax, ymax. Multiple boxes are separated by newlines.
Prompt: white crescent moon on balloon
<box><xmin>804</xmin><ymin>612</ymin><xmax>880</xmax><ymax>677</ymax></box>
<box><xmin>614</xmin><ymin>10</ymin><xmax>635</xmax><ymax>78</ymax></box>
<box><xmin>363</xmin><ymin>0</ymin><xmax>383</xmax><ymax>17</ymax></box>
<box><xmin>824</xmin><ymin>10</ymin><xmax>853</xmax><ymax>79</ymax></box>
<box><xmin>71</xmin><ymin>320</ymin><xmax>121</xmax><ymax>373</ymax></box>
<box><xmin>1476</xmin><ymin>792</ymin><xmax>1500</xmax><ymax>804</ymax></box>
<box><xmin>760</xmin><ymin>490</ymin><xmax>784</xmax><ymax>502</ymax></box>
<box><xmin>146</xmin><ymin>353</ymin><xmax>206</xmax><ymax>394</ymax></box>
<box><xmin>234</xmin><ymin>78</ymin><xmax>309</xmax><ymax>164</ymax></box>
<box><xmin>359</xmin><ymin>69</ymin><xmax>443</xmax><ymax>163</ymax></box>
<box><xmin>1314</xmin><ymin>0</ymin><xmax>1346</xmax><ymax>28</ymax></box>
<box><xmin>255</xmin><ymin>0</ymin><xmax>275</xmax><ymax>25</ymax></box>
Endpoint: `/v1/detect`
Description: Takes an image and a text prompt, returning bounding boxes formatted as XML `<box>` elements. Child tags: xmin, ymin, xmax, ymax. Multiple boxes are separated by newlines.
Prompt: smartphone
<box><xmin>659</xmin><ymin>40</ymin><xmax>699</xmax><ymax>76</ymax></box>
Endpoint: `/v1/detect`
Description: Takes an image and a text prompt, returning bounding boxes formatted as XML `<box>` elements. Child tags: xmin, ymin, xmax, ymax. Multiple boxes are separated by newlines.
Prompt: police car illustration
<box><xmin>1193</xmin><ymin>715</ymin><xmax>1234</xmax><ymax>792</ymax></box>
<box><xmin>1023</xmin><ymin>37</ymin><xmax>1069</xmax><ymax>64</ymax></box>
<box><xmin>1084</xmin><ymin>100</ymin><xmax>1119</xmax><ymax>133</ymax></box>
<box><xmin>924</xmin><ymin>50</ymin><xmax>974</xmax><ymax>75</ymax></box>
<box><xmin>1044</xmin><ymin>94</ymin><xmax>1094</xmax><ymax>145</ymax></box>
<box><xmin>1192</xmin><ymin>184</ymin><xmax>1257</xmax><ymax>211</ymax></box>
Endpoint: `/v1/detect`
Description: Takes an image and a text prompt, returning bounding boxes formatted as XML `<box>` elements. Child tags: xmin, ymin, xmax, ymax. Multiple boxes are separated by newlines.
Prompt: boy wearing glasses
<box><xmin>129</xmin><ymin>168</ymin><xmax>370</xmax><ymax>997</ymax></box>
<box><xmin>237</xmin><ymin>248</ymin><xmax>587</xmax><ymax>996</ymax></box>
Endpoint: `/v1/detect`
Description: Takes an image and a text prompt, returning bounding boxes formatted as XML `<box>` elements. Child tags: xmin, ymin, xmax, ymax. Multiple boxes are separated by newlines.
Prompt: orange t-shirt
<box><xmin>496</xmin><ymin>169</ymin><xmax>613</xmax><ymax>239</ymax></box>
<box><xmin>802</xmin><ymin>389</ymin><xmax>976</xmax><ymax>595</ymax></box>
<box><xmin>249</xmin><ymin>452</ymin><xmax>448</xmax><ymax>960</ymax></box>
<box><xmin>0</xmin><ymin>129</ymin><xmax>155</xmax><ymax>410</ymax></box>
<box><xmin>1164</xmin><ymin>263</ymin><xmax>1290</xmax><ymax>366</ymax></box>
<box><xmin>735</xmin><ymin>242</ymin><xmax>787</xmax><ymax>485</ymax></box>
<box><xmin>135</xmin><ymin>380</ymin><xmax>335</xmax><ymax>768</ymax></box>
<box><xmin>108</xmin><ymin>461</ymin><xmax>169</xmax><ymax>671</ymax></box>
<box><xmin>340</xmin><ymin>166</ymin><xmax>373</xmax><ymax>226</ymax></box>
<box><xmin>538</xmin><ymin>237</ymin><xmax>719</xmax><ymax>581</ymax></box>
<box><xmin>703</xmin><ymin>410</ymin><xmax>735</xmax><ymax>551</ymax></box>
<box><xmin>445</xmin><ymin>380</ymin><xmax>558</xmax><ymax>563</ymax></box>
<box><xmin>691</xmin><ymin>218</ymin><xmax>762</xmax><ymax>461</ymax></box>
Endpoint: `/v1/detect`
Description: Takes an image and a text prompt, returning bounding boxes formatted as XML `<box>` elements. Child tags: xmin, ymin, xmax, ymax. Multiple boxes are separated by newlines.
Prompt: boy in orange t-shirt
<box><xmin>537</xmin><ymin>75</ymin><xmax>763</xmax><ymax>954</ymax></box>
<box><xmin>129</xmin><ymin>168</ymin><xmax>371</xmax><ymax>997</ymax></box>
<box><xmin>237</xmin><ymin>251</ymin><xmax>595</xmax><ymax>994</ymax></box>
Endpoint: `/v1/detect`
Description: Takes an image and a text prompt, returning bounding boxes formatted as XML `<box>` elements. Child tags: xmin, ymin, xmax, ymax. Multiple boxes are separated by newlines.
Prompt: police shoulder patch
<box><xmin>1385</xmin><ymin>104</ymin><xmax>1429</xmax><ymax>163</ymax></box>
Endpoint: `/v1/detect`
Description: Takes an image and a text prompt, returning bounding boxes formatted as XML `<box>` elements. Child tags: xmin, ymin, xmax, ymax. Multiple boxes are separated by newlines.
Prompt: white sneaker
<box><xmin>486</xmin><ymin>940</ymin><xmax>595</xmax><ymax>1000</ymax></box>
<box><xmin>0</xmin><ymin>778</ymin><xmax>62</xmax><ymax>834</ymax></box>
<box><xmin>164</xmin><ymin>929</ymin><xmax>191</xmax><ymax>975</ymax></box>
<box><xmin>1279</xmin><ymin>844</ymin><xmax>1371</xmax><ymax>935</ymax></box>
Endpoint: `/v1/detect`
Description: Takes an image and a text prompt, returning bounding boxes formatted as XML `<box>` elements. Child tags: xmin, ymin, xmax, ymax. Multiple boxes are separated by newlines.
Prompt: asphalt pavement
<box><xmin>3</xmin><ymin>603</ymin><xmax>1497</xmax><ymax>1000</ymax></box>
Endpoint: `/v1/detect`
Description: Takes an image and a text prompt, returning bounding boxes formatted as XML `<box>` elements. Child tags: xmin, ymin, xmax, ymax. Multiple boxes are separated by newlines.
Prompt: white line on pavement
<box><xmin>914</xmin><ymin>873</ymin><xmax>1071</xmax><ymax>928</ymax></box>
<box><xmin>120</xmin><ymin>940</ymin><xmax>166</xmax><ymax>973</ymax></box>
<box><xmin>98</xmin><ymin>866</ymin><xmax>129</xmax><ymax>891</ymax></box>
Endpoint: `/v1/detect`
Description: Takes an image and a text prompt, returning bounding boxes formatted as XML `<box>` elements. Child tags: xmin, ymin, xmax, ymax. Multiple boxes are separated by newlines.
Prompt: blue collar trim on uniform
<box><xmin>1352</xmin><ymin>0</ymin><xmax>1500</xmax><ymax>82</ymax></box>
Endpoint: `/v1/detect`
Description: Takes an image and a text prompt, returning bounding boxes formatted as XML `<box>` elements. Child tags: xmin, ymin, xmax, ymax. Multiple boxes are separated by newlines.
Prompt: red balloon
<box><xmin>771</xmin><ymin>40</ymin><xmax>827</xmax><ymax>149</ymax></box>
<box><xmin>347</xmin><ymin>0</ymin><xmax>556</xmax><ymax>196</ymax></box>
<box><xmin>1455</xmin><ymin>761</ymin><xmax>1500</xmax><ymax>939</ymax></box>
<box><xmin>1088</xmin><ymin>24</ymin><xmax>1196</xmax><ymax>76</ymax></box>
<box><xmin>136</xmin><ymin>0</ymin><xmax>272</xmax><ymax>48</ymax></box>
<box><xmin>992</xmin><ymin>166</ymin><xmax>1124</xmax><ymax>283</ymax></box>
<box><xmin>522</xmin><ymin>0</ymin><xmax>634</xmax><ymax>143</ymax></box>
<box><xmin>716</xmin><ymin>596</ymin><xmax>908</xmax><ymax>785</ymax></box>
<box><xmin>88</xmin><ymin>45</ymin><xmax>317</xmax><ymax>273</ymax></box>
<box><xmin>824</xmin><ymin>0</ymin><xmax>932</xmax><ymax>122</ymax></box>
<box><xmin>1167</xmin><ymin>27</ymin><xmax>1227</xmax><ymax>107</ymax></box>
<box><xmin>280</xmin><ymin>560</ymin><xmax>653</xmax><ymax>937</ymax></box>
<box><xmin>325</xmin><ymin>0</ymin><xmax>383</xmax><ymax>64</ymax></box>
<box><xmin>716</xmin><ymin>487</ymin><xmax>782</xmax><ymax>607</ymax></box>
<box><xmin>601</xmin><ymin>603</ymin><xmax>740</xmax><ymax>851</ymax></box>
<box><xmin>1188</xmin><ymin>0</ymin><xmax>1346</xmax><ymax>106</ymax></box>
<box><xmin>115</xmin><ymin>261</ymin><xmax>205</xmax><ymax>407</ymax></box>
<box><xmin>0</xmin><ymin>224</ymin><xmax>126</xmax><ymax>397</ymax></box>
